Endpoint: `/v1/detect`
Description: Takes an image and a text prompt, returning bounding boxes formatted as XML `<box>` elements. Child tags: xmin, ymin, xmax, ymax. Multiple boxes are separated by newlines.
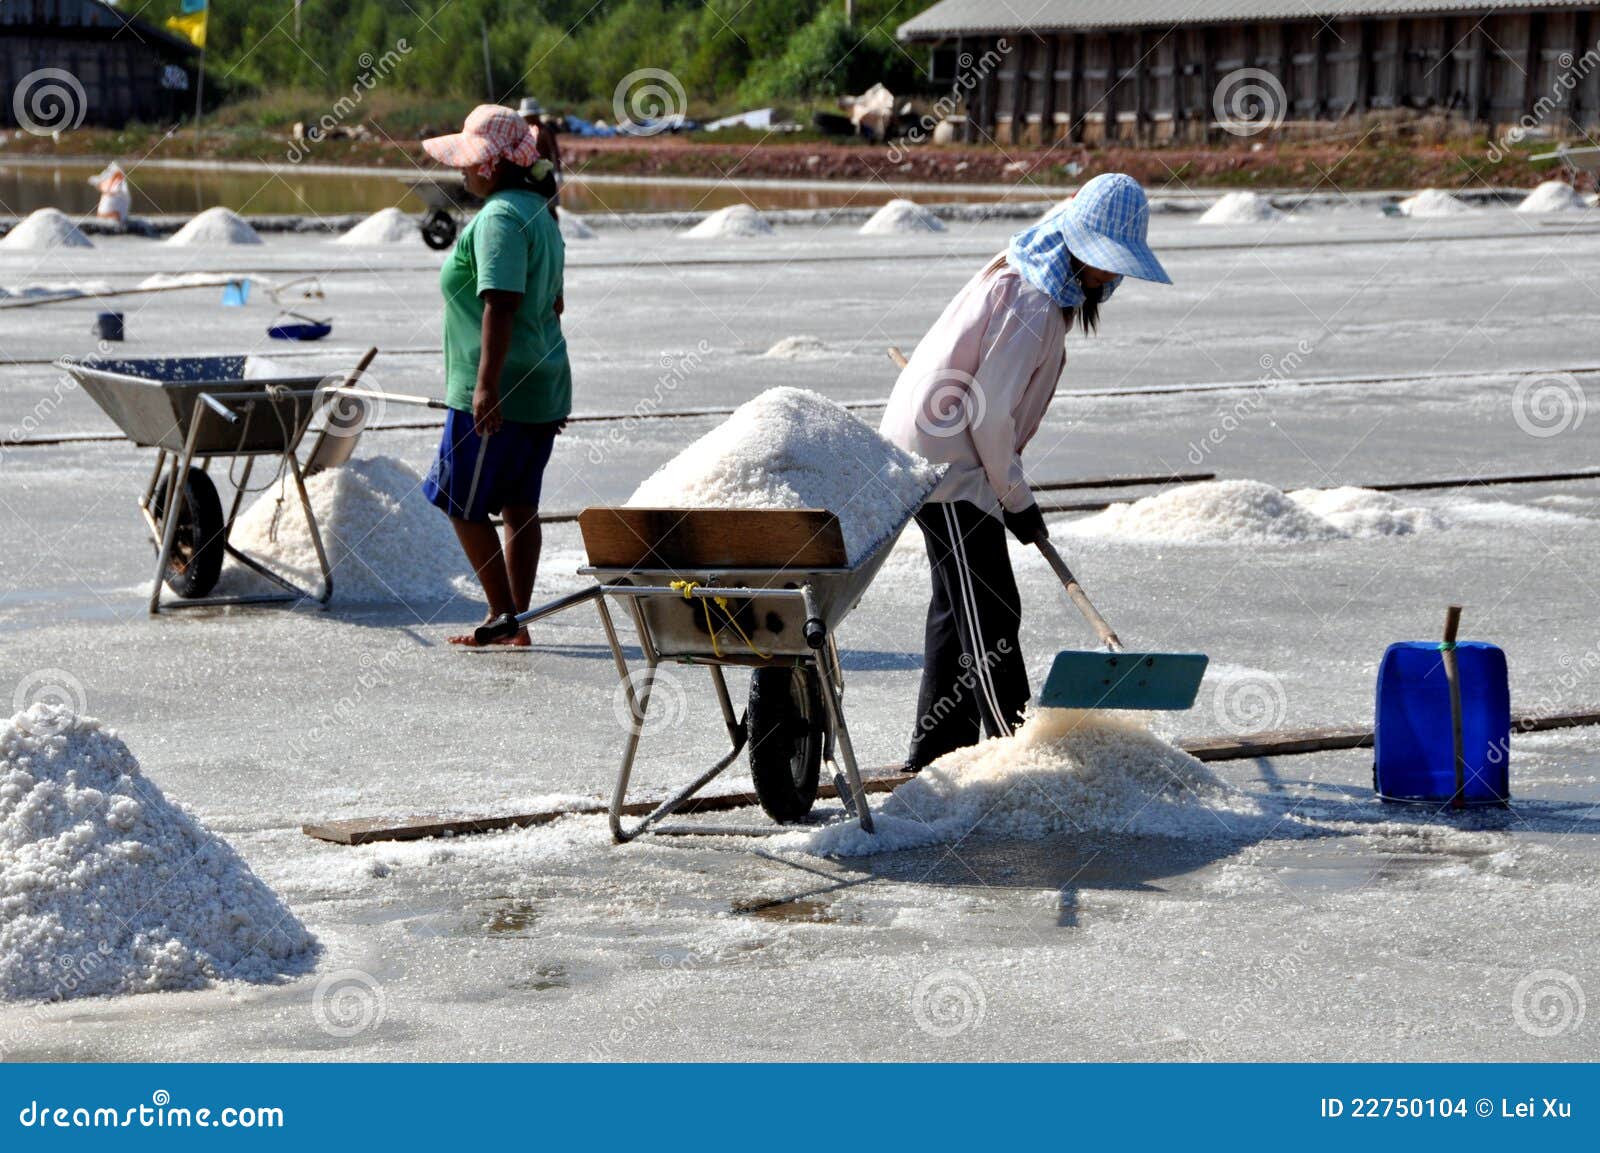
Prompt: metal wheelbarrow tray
<box><xmin>488</xmin><ymin>493</ymin><xmax>935</xmax><ymax>842</ymax></box>
<box><xmin>64</xmin><ymin>355</ymin><xmax>344</xmax><ymax>614</ymax></box>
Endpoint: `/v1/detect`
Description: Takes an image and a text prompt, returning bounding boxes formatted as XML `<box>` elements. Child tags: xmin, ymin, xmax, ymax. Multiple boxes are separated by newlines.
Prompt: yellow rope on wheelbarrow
<box><xmin>670</xmin><ymin>580</ymin><xmax>770</xmax><ymax>660</ymax></box>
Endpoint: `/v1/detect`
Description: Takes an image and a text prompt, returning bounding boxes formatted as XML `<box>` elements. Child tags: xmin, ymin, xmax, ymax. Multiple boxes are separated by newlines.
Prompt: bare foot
<box><xmin>448</xmin><ymin>619</ymin><xmax>530</xmax><ymax>647</ymax></box>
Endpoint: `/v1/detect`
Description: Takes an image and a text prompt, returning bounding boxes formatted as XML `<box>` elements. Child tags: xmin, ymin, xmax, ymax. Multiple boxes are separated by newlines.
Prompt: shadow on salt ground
<box><xmin>506</xmin><ymin>641</ymin><xmax>924</xmax><ymax>671</ymax></box>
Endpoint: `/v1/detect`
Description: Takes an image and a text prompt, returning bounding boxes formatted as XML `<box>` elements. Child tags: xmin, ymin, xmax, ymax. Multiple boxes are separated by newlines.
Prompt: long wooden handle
<box><xmin>1442</xmin><ymin>603</ymin><xmax>1466</xmax><ymax>808</ymax></box>
<box><xmin>1035</xmin><ymin>536</ymin><xmax>1122</xmax><ymax>651</ymax></box>
<box><xmin>887</xmin><ymin>346</ymin><xmax>909</xmax><ymax>369</ymax></box>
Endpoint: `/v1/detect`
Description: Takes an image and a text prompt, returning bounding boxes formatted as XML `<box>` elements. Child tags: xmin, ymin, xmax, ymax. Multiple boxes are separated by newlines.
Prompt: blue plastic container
<box><xmin>1374</xmin><ymin>641</ymin><xmax>1510</xmax><ymax>805</ymax></box>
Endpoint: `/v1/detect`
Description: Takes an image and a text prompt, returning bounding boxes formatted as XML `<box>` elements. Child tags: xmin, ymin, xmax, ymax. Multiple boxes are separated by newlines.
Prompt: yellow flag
<box><xmin>165</xmin><ymin>11</ymin><xmax>207</xmax><ymax>49</ymax></box>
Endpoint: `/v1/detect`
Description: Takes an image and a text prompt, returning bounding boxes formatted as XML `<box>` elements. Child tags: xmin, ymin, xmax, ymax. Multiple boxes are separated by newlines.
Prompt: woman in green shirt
<box><xmin>421</xmin><ymin>106</ymin><xmax>571</xmax><ymax>645</ymax></box>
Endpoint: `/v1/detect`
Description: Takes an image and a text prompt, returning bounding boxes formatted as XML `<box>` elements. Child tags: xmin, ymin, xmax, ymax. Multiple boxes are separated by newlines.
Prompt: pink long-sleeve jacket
<box><xmin>879</xmin><ymin>258</ymin><xmax>1066</xmax><ymax>518</ymax></box>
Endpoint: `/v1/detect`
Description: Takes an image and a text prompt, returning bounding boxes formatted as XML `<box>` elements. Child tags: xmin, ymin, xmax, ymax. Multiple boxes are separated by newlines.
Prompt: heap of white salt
<box><xmin>165</xmin><ymin>206</ymin><xmax>263</xmax><ymax>246</ymax></box>
<box><xmin>0</xmin><ymin>705</ymin><xmax>318</xmax><ymax>1001</ymax></box>
<box><xmin>0</xmin><ymin>208</ymin><xmax>92</xmax><ymax>250</ymax></box>
<box><xmin>761</xmin><ymin>334</ymin><xmax>828</xmax><ymax>359</ymax></box>
<box><xmin>335</xmin><ymin>207</ymin><xmax>416</xmax><ymax>245</ymax></box>
<box><xmin>626</xmin><ymin>387</ymin><xmax>939</xmax><ymax>562</ymax></box>
<box><xmin>557</xmin><ymin>210</ymin><xmax>596</xmax><ymax>240</ymax></box>
<box><xmin>1397</xmin><ymin>188</ymin><xmax>1472</xmax><ymax>217</ymax></box>
<box><xmin>230</xmin><ymin>456</ymin><xmax>471</xmax><ymax>602</ymax></box>
<box><xmin>683</xmin><ymin>204</ymin><xmax>774</xmax><ymax>239</ymax></box>
<box><xmin>859</xmin><ymin>199</ymin><xmax>945</xmax><ymax>235</ymax></box>
<box><xmin>1517</xmin><ymin>180</ymin><xmax>1587</xmax><ymax>214</ymax></box>
<box><xmin>1198</xmin><ymin>191</ymin><xmax>1283</xmax><ymax>225</ymax></box>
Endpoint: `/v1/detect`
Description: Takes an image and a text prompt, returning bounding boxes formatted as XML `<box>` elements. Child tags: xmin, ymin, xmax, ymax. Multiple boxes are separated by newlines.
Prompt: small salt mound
<box><xmin>137</xmin><ymin>271</ymin><xmax>238</xmax><ymax>290</ymax></box>
<box><xmin>1397</xmin><ymin>188</ymin><xmax>1472</xmax><ymax>217</ymax></box>
<box><xmin>0</xmin><ymin>208</ymin><xmax>92</xmax><ymax>250</ymax></box>
<box><xmin>230</xmin><ymin>457</ymin><xmax>470</xmax><ymax>602</ymax></box>
<box><xmin>786</xmin><ymin>709</ymin><xmax>1255</xmax><ymax>857</ymax></box>
<box><xmin>683</xmin><ymin>204</ymin><xmax>774</xmax><ymax>239</ymax></box>
<box><xmin>334</xmin><ymin>207</ymin><xmax>415</xmax><ymax>245</ymax></box>
<box><xmin>859</xmin><ymin>198</ymin><xmax>945</xmax><ymax>235</ymax></box>
<box><xmin>1068</xmin><ymin>480</ymin><xmax>1343</xmax><ymax>544</ymax></box>
<box><xmin>761</xmin><ymin>334</ymin><xmax>828</xmax><ymax>359</ymax></box>
<box><xmin>1518</xmin><ymin>180</ymin><xmax>1587</xmax><ymax>214</ymax></box>
<box><xmin>165</xmin><ymin>206</ymin><xmax>263</xmax><ymax>246</ymax></box>
<box><xmin>0</xmin><ymin>705</ymin><xmax>317</xmax><ymax>1001</ymax></box>
<box><xmin>1288</xmin><ymin>486</ymin><xmax>1443</xmax><ymax>537</ymax></box>
<box><xmin>557</xmin><ymin>209</ymin><xmax>596</xmax><ymax>240</ymax></box>
<box><xmin>626</xmin><ymin>387</ymin><xmax>939</xmax><ymax>563</ymax></box>
<box><xmin>1198</xmin><ymin>191</ymin><xmax>1283</xmax><ymax>225</ymax></box>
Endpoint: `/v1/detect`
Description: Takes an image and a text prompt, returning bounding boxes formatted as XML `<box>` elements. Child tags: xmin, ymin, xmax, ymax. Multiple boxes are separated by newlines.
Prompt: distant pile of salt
<box><xmin>1517</xmin><ymin>180</ymin><xmax>1587</xmax><ymax>214</ymax></box>
<box><xmin>230</xmin><ymin>457</ymin><xmax>471</xmax><ymax>602</ymax></box>
<box><xmin>859</xmin><ymin>199</ymin><xmax>945</xmax><ymax>235</ymax></box>
<box><xmin>683</xmin><ymin>204</ymin><xmax>774</xmax><ymax>239</ymax></box>
<box><xmin>787</xmin><ymin>709</ymin><xmax>1256</xmax><ymax>856</ymax></box>
<box><xmin>558</xmin><ymin>210</ymin><xmax>596</xmax><ymax>240</ymax></box>
<box><xmin>1397</xmin><ymin>188</ymin><xmax>1472</xmax><ymax>217</ymax></box>
<box><xmin>626</xmin><ymin>387</ymin><xmax>939</xmax><ymax>563</ymax></box>
<box><xmin>761</xmin><ymin>334</ymin><xmax>828</xmax><ymax>359</ymax></box>
<box><xmin>335</xmin><ymin>207</ymin><xmax>416</xmax><ymax>245</ymax></box>
<box><xmin>165</xmin><ymin>207</ymin><xmax>263</xmax><ymax>246</ymax></box>
<box><xmin>1198</xmin><ymin>191</ymin><xmax>1284</xmax><ymax>225</ymax></box>
<box><xmin>0</xmin><ymin>208</ymin><xmax>92</xmax><ymax>250</ymax></box>
<box><xmin>0</xmin><ymin>705</ymin><xmax>318</xmax><ymax>1001</ymax></box>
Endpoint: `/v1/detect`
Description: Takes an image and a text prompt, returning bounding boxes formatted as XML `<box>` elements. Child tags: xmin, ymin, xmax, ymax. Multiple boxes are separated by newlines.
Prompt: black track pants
<box><xmin>907</xmin><ymin>500</ymin><xmax>1031</xmax><ymax>769</ymax></box>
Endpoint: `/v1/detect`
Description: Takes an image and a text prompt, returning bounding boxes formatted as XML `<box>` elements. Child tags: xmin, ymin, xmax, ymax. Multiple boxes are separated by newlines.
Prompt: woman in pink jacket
<box><xmin>880</xmin><ymin>173</ymin><xmax>1172</xmax><ymax>770</ymax></box>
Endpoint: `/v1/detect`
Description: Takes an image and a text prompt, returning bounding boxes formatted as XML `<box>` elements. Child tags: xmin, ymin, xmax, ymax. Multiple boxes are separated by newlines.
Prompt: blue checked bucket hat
<box><xmin>1007</xmin><ymin>173</ymin><xmax>1170</xmax><ymax>309</ymax></box>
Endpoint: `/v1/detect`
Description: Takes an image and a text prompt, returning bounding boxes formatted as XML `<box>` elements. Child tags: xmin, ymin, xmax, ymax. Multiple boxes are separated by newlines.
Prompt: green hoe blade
<box><xmin>1039</xmin><ymin>650</ymin><xmax>1209</xmax><ymax>711</ymax></box>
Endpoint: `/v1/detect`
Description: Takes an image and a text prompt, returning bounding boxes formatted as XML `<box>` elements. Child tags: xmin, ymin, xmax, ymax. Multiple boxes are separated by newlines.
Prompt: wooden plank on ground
<box><xmin>576</xmin><ymin>507</ymin><xmax>848</xmax><ymax>569</ymax></box>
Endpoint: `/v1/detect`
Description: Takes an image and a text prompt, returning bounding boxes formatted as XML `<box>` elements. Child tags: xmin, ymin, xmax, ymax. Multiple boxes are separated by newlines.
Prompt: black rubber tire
<box><xmin>420</xmin><ymin>210</ymin><xmax>457</xmax><ymax>250</ymax></box>
<box><xmin>150</xmin><ymin>466</ymin><xmax>225</xmax><ymax>599</ymax></box>
<box><xmin>747</xmin><ymin>666</ymin><xmax>824</xmax><ymax>823</ymax></box>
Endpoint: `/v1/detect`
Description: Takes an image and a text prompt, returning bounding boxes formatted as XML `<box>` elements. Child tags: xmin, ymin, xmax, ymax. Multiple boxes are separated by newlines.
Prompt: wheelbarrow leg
<box><xmin>285</xmin><ymin>451</ymin><xmax>334</xmax><ymax>604</ymax></box>
<box><xmin>815</xmin><ymin>638</ymin><xmax>874</xmax><ymax>834</ymax></box>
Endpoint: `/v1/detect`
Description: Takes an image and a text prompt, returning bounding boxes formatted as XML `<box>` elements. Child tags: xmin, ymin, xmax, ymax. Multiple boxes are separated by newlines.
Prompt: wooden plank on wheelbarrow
<box><xmin>578</xmin><ymin>507</ymin><xmax>849</xmax><ymax>569</ymax></box>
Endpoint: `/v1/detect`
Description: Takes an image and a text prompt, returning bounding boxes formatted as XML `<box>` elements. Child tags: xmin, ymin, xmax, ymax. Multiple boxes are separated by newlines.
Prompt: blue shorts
<box><xmin>423</xmin><ymin>408</ymin><xmax>561</xmax><ymax>524</ymax></box>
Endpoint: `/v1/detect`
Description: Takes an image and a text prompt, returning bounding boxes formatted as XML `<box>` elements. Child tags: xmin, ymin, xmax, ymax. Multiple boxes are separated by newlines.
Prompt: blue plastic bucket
<box><xmin>1374</xmin><ymin>641</ymin><xmax>1510</xmax><ymax>805</ymax></box>
<box><xmin>93</xmin><ymin>311</ymin><xmax>124</xmax><ymax>341</ymax></box>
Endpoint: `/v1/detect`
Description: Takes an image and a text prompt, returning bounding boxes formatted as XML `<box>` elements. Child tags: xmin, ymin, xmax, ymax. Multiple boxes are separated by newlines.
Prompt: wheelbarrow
<box><xmin>62</xmin><ymin>350</ymin><xmax>377</xmax><ymax>614</ymax></box>
<box><xmin>475</xmin><ymin>493</ymin><xmax>938</xmax><ymax>842</ymax></box>
<box><xmin>400</xmin><ymin>174</ymin><xmax>483</xmax><ymax>250</ymax></box>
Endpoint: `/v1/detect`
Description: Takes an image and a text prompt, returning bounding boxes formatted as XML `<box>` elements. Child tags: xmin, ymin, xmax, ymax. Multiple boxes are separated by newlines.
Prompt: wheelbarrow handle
<box><xmin>1034</xmin><ymin>536</ymin><xmax>1123</xmax><ymax>652</ymax></box>
<box><xmin>472</xmin><ymin>585</ymin><xmax>606</xmax><ymax>645</ymax></box>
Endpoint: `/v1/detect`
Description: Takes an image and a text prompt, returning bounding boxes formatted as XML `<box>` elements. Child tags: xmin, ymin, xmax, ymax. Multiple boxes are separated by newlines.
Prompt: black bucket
<box><xmin>93</xmin><ymin>312</ymin><xmax>125</xmax><ymax>342</ymax></box>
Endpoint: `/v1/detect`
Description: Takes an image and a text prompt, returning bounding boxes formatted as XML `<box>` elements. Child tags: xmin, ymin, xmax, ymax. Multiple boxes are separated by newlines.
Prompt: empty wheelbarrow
<box><xmin>63</xmin><ymin>350</ymin><xmax>377</xmax><ymax>614</ymax></box>
<box><xmin>400</xmin><ymin>175</ymin><xmax>483</xmax><ymax>250</ymax></box>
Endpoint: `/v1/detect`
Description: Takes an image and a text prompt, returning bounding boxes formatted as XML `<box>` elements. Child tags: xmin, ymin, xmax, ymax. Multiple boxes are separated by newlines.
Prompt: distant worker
<box><xmin>518</xmin><ymin>97</ymin><xmax>563</xmax><ymax>213</ymax></box>
<box><xmin>90</xmin><ymin>162</ymin><xmax>130</xmax><ymax>227</ymax></box>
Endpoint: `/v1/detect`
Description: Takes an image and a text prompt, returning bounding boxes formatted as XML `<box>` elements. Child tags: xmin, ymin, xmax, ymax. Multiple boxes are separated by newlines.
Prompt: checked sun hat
<box><xmin>1007</xmin><ymin>173</ymin><xmax>1171</xmax><ymax>309</ymax></box>
<box><xmin>422</xmin><ymin>104</ymin><xmax>540</xmax><ymax>171</ymax></box>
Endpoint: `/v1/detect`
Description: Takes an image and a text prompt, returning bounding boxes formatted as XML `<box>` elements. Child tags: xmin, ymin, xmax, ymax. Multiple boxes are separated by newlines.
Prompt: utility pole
<box><xmin>845</xmin><ymin>0</ymin><xmax>853</xmax><ymax>26</ymax></box>
<box><xmin>481</xmin><ymin>19</ymin><xmax>494</xmax><ymax>102</ymax></box>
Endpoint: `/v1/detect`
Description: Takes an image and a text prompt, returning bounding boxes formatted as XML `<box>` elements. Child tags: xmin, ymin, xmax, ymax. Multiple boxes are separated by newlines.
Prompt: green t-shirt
<box><xmin>440</xmin><ymin>189</ymin><xmax>571</xmax><ymax>423</ymax></box>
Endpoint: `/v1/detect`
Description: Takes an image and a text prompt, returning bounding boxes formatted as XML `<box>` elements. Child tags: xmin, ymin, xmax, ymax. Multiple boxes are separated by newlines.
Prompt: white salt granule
<box><xmin>230</xmin><ymin>456</ymin><xmax>471</xmax><ymax>602</ymax></box>
<box><xmin>683</xmin><ymin>204</ymin><xmax>774</xmax><ymax>239</ymax></box>
<box><xmin>1518</xmin><ymin>180</ymin><xmax>1587</xmax><ymax>214</ymax></box>
<box><xmin>1287</xmin><ymin>486</ymin><xmax>1443</xmax><ymax>537</ymax></box>
<box><xmin>761</xmin><ymin>334</ymin><xmax>828</xmax><ymax>359</ymax></box>
<box><xmin>1397</xmin><ymin>189</ymin><xmax>1472</xmax><ymax>217</ymax></box>
<box><xmin>626</xmin><ymin>387</ymin><xmax>940</xmax><ymax>563</ymax></box>
<box><xmin>0</xmin><ymin>208</ymin><xmax>92</xmax><ymax>250</ymax></box>
<box><xmin>334</xmin><ymin>207</ymin><xmax>416</xmax><ymax>245</ymax></box>
<box><xmin>0</xmin><ymin>706</ymin><xmax>318</xmax><ymax>1002</ymax></box>
<box><xmin>785</xmin><ymin>709</ymin><xmax>1257</xmax><ymax>857</ymax></box>
<box><xmin>165</xmin><ymin>207</ymin><xmax>263</xmax><ymax>246</ymax></box>
<box><xmin>1198</xmin><ymin>191</ymin><xmax>1284</xmax><ymax>225</ymax></box>
<box><xmin>557</xmin><ymin>210</ymin><xmax>596</xmax><ymax>240</ymax></box>
<box><xmin>859</xmin><ymin>199</ymin><xmax>945</xmax><ymax>235</ymax></box>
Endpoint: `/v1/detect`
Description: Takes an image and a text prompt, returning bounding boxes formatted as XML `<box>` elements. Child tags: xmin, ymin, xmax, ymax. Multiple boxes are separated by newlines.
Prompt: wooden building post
<box><xmin>1041</xmin><ymin>35</ymin><xmax>1060</xmax><ymax>144</ymax></box>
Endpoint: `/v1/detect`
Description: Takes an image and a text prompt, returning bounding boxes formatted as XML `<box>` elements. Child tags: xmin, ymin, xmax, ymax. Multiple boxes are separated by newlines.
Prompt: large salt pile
<box><xmin>683</xmin><ymin>203</ymin><xmax>774</xmax><ymax>239</ymax></box>
<box><xmin>0</xmin><ymin>706</ymin><xmax>318</xmax><ymax>1001</ymax></box>
<box><xmin>786</xmin><ymin>709</ymin><xmax>1256</xmax><ymax>857</ymax></box>
<box><xmin>335</xmin><ymin>207</ymin><xmax>416</xmax><ymax>245</ymax></box>
<box><xmin>1518</xmin><ymin>180</ymin><xmax>1587</xmax><ymax>214</ymax></box>
<box><xmin>165</xmin><ymin>206</ymin><xmax>263</xmax><ymax>246</ymax></box>
<box><xmin>230</xmin><ymin>456</ymin><xmax>470</xmax><ymax>601</ymax></box>
<box><xmin>859</xmin><ymin>198</ymin><xmax>945</xmax><ymax>235</ymax></box>
<box><xmin>1397</xmin><ymin>188</ymin><xmax>1472</xmax><ymax>217</ymax></box>
<box><xmin>557</xmin><ymin>209</ymin><xmax>596</xmax><ymax>240</ymax></box>
<box><xmin>626</xmin><ymin>387</ymin><xmax>939</xmax><ymax>562</ymax></box>
<box><xmin>1198</xmin><ymin>191</ymin><xmax>1284</xmax><ymax>225</ymax></box>
<box><xmin>1287</xmin><ymin>486</ymin><xmax>1443</xmax><ymax>537</ymax></box>
<box><xmin>0</xmin><ymin>208</ymin><xmax>92</xmax><ymax>250</ymax></box>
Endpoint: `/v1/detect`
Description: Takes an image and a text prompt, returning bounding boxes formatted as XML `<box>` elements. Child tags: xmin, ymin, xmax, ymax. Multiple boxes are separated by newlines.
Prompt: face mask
<box><xmin>1099</xmin><ymin>274</ymin><xmax>1123</xmax><ymax>302</ymax></box>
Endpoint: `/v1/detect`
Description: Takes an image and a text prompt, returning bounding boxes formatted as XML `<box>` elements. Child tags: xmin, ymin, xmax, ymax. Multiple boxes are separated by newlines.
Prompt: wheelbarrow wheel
<box><xmin>747</xmin><ymin>666</ymin><xmax>824</xmax><ymax>823</ymax></box>
<box><xmin>420</xmin><ymin>210</ymin><xmax>457</xmax><ymax>250</ymax></box>
<box><xmin>149</xmin><ymin>466</ymin><xmax>225</xmax><ymax>599</ymax></box>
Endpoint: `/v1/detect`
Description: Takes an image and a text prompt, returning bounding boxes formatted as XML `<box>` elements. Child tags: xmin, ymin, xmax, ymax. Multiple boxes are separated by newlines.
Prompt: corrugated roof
<box><xmin>899</xmin><ymin>0</ymin><xmax>1581</xmax><ymax>38</ymax></box>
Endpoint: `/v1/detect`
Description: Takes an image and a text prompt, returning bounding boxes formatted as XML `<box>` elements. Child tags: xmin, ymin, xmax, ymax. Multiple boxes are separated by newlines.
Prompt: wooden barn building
<box><xmin>1</xmin><ymin>0</ymin><xmax>199</xmax><ymax>130</ymax></box>
<box><xmin>898</xmin><ymin>1</ymin><xmax>1600</xmax><ymax>144</ymax></box>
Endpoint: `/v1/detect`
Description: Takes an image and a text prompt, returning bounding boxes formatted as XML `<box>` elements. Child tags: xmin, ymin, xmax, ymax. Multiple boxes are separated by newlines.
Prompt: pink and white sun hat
<box><xmin>422</xmin><ymin>105</ymin><xmax>539</xmax><ymax>170</ymax></box>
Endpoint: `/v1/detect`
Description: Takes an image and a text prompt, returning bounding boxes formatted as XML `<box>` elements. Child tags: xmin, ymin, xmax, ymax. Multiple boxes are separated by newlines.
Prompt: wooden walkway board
<box><xmin>302</xmin><ymin>709</ymin><xmax>1600</xmax><ymax>845</ymax></box>
<box><xmin>577</xmin><ymin>507</ymin><xmax>848</xmax><ymax>569</ymax></box>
